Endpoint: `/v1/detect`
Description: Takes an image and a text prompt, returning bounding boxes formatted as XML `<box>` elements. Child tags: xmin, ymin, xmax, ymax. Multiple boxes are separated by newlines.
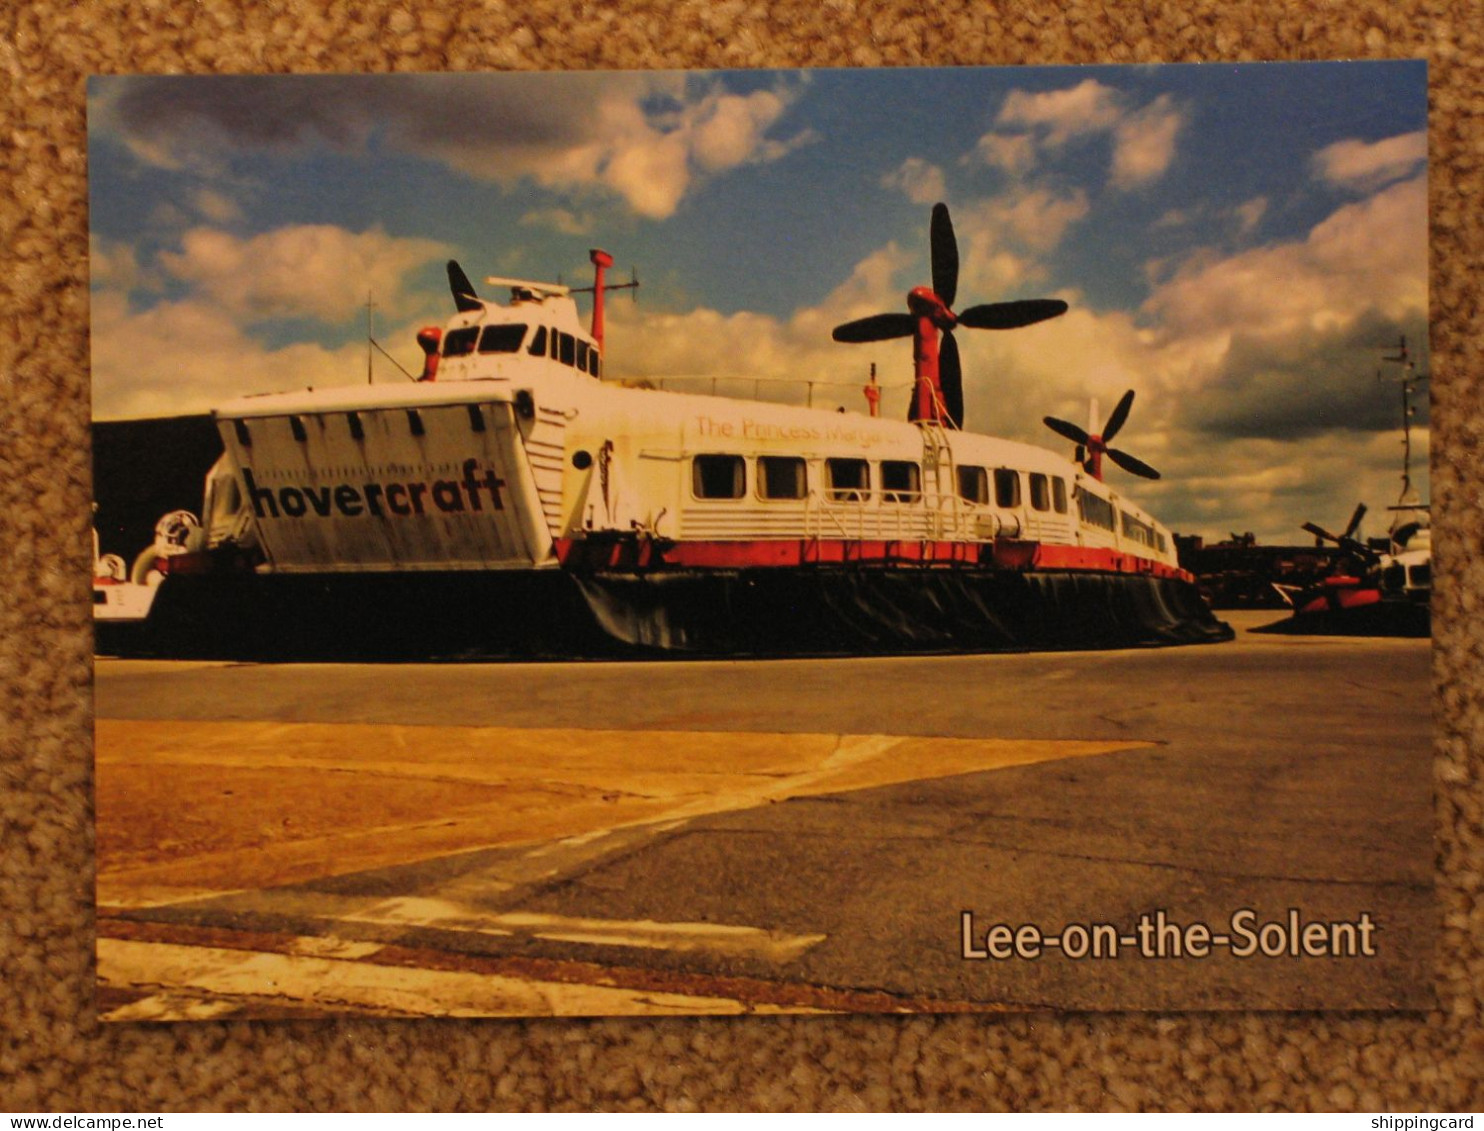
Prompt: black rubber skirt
<box><xmin>96</xmin><ymin>566</ymin><xmax>1232</xmax><ymax>661</ymax></box>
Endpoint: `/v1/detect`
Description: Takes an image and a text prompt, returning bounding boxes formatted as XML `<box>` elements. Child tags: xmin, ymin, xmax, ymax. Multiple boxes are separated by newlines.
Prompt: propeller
<box><xmin>831</xmin><ymin>203</ymin><xmax>1067</xmax><ymax>429</ymax></box>
<box><xmin>1043</xmin><ymin>390</ymin><xmax>1160</xmax><ymax>480</ymax></box>
<box><xmin>1302</xmin><ymin>503</ymin><xmax>1376</xmax><ymax>562</ymax></box>
<box><xmin>447</xmin><ymin>260</ymin><xmax>482</xmax><ymax>313</ymax></box>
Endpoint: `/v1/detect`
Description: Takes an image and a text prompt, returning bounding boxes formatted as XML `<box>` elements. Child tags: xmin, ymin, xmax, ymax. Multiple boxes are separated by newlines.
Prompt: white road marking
<box><xmin>341</xmin><ymin>898</ymin><xmax>826</xmax><ymax>962</ymax></box>
<box><xmin>98</xmin><ymin>938</ymin><xmax>824</xmax><ymax>1020</ymax></box>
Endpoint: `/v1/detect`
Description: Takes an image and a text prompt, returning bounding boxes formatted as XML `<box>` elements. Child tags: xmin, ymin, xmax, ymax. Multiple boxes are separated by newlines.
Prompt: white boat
<box><xmin>94</xmin><ymin>206</ymin><xmax>1231</xmax><ymax>658</ymax></box>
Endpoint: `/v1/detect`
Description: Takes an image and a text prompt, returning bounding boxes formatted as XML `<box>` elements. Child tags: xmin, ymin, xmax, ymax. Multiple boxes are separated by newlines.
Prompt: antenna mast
<box><xmin>365</xmin><ymin>292</ymin><xmax>376</xmax><ymax>385</ymax></box>
<box><xmin>1380</xmin><ymin>335</ymin><xmax>1426</xmax><ymax>509</ymax></box>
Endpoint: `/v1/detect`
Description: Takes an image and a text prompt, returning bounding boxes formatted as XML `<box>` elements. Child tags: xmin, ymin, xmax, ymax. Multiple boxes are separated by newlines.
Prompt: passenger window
<box><xmin>442</xmin><ymin>327</ymin><xmax>479</xmax><ymax>357</ymax></box>
<box><xmin>528</xmin><ymin>326</ymin><xmax>548</xmax><ymax>356</ymax></box>
<box><xmin>881</xmin><ymin>461</ymin><xmax>921</xmax><ymax>503</ymax></box>
<box><xmin>957</xmin><ymin>466</ymin><xmax>988</xmax><ymax>505</ymax></box>
<box><xmin>826</xmin><ymin>458</ymin><xmax>870</xmax><ymax>502</ymax></box>
<box><xmin>479</xmin><ymin>323</ymin><xmax>527</xmax><ymax>353</ymax></box>
<box><xmin>693</xmin><ymin>454</ymin><xmax>745</xmax><ymax>499</ymax></box>
<box><xmin>1075</xmin><ymin>487</ymin><xmax>1116</xmax><ymax>531</ymax></box>
<box><xmin>1029</xmin><ymin>473</ymin><xmax>1050</xmax><ymax>511</ymax></box>
<box><xmin>994</xmin><ymin>469</ymin><xmax>1021</xmax><ymax>508</ymax></box>
<box><xmin>758</xmin><ymin>456</ymin><xmax>806</xmax><ymax>500</ymax></box>
<box><xmin>1052</xmin><ymin>477</ymin><xmax>1068</xmax><ymax>514</ymax></box>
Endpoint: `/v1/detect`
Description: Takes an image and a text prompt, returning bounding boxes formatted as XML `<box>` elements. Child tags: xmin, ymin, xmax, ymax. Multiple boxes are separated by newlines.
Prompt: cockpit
<box><xmin>441</xmin><ymin>321</ymin><xmax>602</xmax><ymax>377</ymax></box>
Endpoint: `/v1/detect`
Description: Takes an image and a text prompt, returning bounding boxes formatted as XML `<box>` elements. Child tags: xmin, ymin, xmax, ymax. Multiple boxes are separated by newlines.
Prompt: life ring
<box><xmin>94</xmin><ymin>553</ymin><xmax>127</xmax><ymax>581</ymax></box>
<box><xmin>153</xmin><ymin>510</ymin><xmax>202</xmax><ymax>552</ymax></box>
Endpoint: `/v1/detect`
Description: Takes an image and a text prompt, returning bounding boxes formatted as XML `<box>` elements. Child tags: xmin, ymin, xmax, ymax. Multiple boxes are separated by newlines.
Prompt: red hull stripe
<box><xmin>554</xmin><ymin>537</ymin><xmax>1192</xmax><ymax>582</ymax></box>
<box><xmin>1299</xmin><ymin>586</ymin><xmax>1383</xmax><ymax>615</ymax></box>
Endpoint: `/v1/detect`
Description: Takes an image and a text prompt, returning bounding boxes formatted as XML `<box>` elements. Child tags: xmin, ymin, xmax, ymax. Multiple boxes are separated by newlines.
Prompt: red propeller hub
<box><xmin>906</xmin><ymin>286</ymin><xmax>957</xmax><ymax>330</ymax></box>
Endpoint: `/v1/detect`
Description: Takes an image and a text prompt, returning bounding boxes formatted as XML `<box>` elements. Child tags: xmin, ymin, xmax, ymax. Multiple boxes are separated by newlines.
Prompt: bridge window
<box><xmin>994</xmin><ymin>469</ymin><xmax>1021</xmax><ymax>508</ymax></box>
<box><xmin>576</xmin><ymin>340</ymin><xmax>590</xmax><ymax>371</ymax></box>
<box><xmin>558</xmin><ymin>332</ymin><xmax>577</xmax><ymax>367</ymax></box>
<box><xmin>825</xmin><ymin>458</ymin><xmax>870</xmax><ymax>502</ymax></box>
<box><xmin>1052</xmin><ymin>477</ymin><xmax>1068</xmax><ymax>514</ymax></box>
<box><xmin>881</xmin><ymin>461</ymin><xmax>921</xmax><ymax>504</ymax></box>
<box><xmin>693</xmin><ymin>454</ymin><xmax>745</xmax><ymax>499</ymax></box>
<box><xmin>758</xmin><ymin>456</ymin><xmax>806</xmax><ymax>500</ymax></box>
<box><xmin>588</xmin><ymin>349</ymin><xmax>601</xmax><ymax>377</ymax></box>
<box><xmin>1029</xmin><ymin>473</ymin><xmax>1050</xmax><ymax>511</ymax></box>
<box><xmin>442</xmin><ymin>327</ymin><xmax>479</xmax><ymax>357</ymax></box>
<box><xmin>528</xmin><ymin>326</ymin><xmax>548</xmax><ymax>356</ymax></box>
<box><xmin>479</xmin><ymin>323</ymin><xmax>528</xmax><ymax>353</ymax></box>
<box><xmin>1155</xmin><ymin>531</ymin><xmax>1167</xmax><ymax>553</ymax></box>
<box><xmin>957</xmin><ymin>465</ymin><xmax>988</xmax><ymax>505</ymax></box>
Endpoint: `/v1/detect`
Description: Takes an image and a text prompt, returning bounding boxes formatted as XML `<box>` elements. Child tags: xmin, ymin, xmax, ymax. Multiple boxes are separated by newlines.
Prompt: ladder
<box><xmin>917</xmin><ymin>419</ymin><xmax>957</xmax><ymax>541</ymax></box>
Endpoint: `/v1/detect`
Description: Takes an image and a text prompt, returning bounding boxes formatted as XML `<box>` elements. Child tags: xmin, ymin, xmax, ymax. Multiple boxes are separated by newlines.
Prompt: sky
<box><xmin>87</xmin><ymin>62</ymin><xmax>1429</xmax><ymax>544</ymax></box>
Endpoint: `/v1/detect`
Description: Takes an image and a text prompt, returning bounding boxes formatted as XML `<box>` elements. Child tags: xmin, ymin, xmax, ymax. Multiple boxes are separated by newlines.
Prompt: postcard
<box><xmin>89</xmin><ymin>62</ymin><xmax>1433</xmax><ymax>1020</ymax></box>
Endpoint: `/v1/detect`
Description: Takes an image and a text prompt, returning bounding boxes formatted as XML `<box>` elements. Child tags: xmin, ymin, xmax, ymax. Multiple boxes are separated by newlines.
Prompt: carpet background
<box><xmin>2</xmin><ymin>0</ymin><xmax>1481</xmax><ymax>1112</ymax></box>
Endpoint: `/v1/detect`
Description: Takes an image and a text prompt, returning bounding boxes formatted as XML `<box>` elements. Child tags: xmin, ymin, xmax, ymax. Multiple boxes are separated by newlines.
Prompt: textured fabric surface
<box><xmin>2</xmin><ymin>0</ymin><xmax>1481</xmax><ymax>1112</ymax></box>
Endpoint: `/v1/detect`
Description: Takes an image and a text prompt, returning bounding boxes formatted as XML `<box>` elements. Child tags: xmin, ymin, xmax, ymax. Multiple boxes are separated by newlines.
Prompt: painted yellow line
<box><xmin>96</xmin><ymin>719</ymin><xmax>1150</xmax><ymax>907</ymax></box>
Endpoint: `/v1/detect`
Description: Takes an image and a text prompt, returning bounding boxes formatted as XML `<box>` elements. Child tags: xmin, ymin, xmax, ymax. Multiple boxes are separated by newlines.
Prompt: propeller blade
<box><xmin>1106</xmin><ymin>447</ymin><xmax>1161</xmax><ymax>480</ymax></box>
<box><xmin>1302</xmin><ymin>522</ymin><xmax>1338</xmax><ymax>543</ymax></box>
<box><xmin>832</xmin><ymin>313</ymin><xmax>916</xmax><ymax>343</ymax></box>
<box><xmin>1342</xmin><ymin>502</ymin><xmax>1367</xmax><ymax>540</ymax></box>
<box><xmin>957</xmin><ymin>299</ymin><xmax>1069</xmax><ymax>331</ymax></box>
<box><xmin>1044</xmin><ymin>416</ymin><xmax>1091</xmax><ymax>447</ymax></box>
<box><xmin>447</xmin><ymin>260</ymin><xmax>482</xmax><ymax>313</ymax></box>
<box><xmin>930</xmin><ymin>202</ymin><xmax>959</xmax><ymax>308</ymax></box>
<box><xmin>940</xmin><ymin>330</ymin><xmax>964</xmax><ymax>429</ymax></box>
<box><xmin>1102</xmin><ymin>389</ymin><xmax>1135</xmax><ymax>443</ymax></box>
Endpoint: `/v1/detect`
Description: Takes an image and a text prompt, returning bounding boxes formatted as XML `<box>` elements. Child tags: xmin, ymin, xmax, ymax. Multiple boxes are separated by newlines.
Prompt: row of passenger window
<box><xmin>689</xmin><ymin>453</ymin><xmax>1168</xmax><ymax>553</ymax></box>
<box><xmin>1074</xmin><ymin>488</ymin><xmax>1168</xmax><ymax>552</ymax></box>
<box><xmin>690</xmin><ymin>454</ymin><xmax>1072</xmax><ymax>513</ymax></box>
<box><xmin>442</xmin><ymin>322</ymin><xmax>602</xmax><ymax>377</ymax></box>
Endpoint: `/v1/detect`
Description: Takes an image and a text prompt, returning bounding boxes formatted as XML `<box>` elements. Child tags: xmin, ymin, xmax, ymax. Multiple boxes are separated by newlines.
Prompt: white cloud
<box><xmin>1111</xmin><ymin>95</ymin><xmax>1182</xmax><ymax>189</ymax></box>
<box><xmin>880</xmin><ymin>158</ymin><xmax>946</xmax><ymax>205</ymax></box>
<box><xmin>100</xmin><ymin>74</ymin><xmax>812</xmax><ymax>222</ymax></box>
<box><xmin>1233</xmin><ymin>197</ymin><xmax>1267</xmax><ymax>235</ymax></box>
<box><xmin>89</xmin><ymin>236</ymin><xmax>143</xmax><ymax>292</ymax></box>
<box><xmin>600</xmin><ymin>131</ymin><xmax>694</xmax><ymax>221</ymax></box>
<box><xmin>996</xmin><ymin>79</ymin><xmax>1123</xmax><ymax>145</ymax></box>
<box><xmin>93</xmin><ymin>223</ymin><xmax>451</xmax><ymax>417</ymax></box>
<box><xmin>1143</xmin><ymin>175</ymin><xmax>1426</xmax><ymax>345</ymax></box>
<box><xmin>519</xmin><ymin>207</ymin><xmax>594</xmax><ymax>236</ymax></box>
<box><xmin>90</xmin><ymin>291</ymin><xmax>375</xmax><ymax>419</ymax></box>
<box><xmin>192</xmin><ymin>188</ymin><xmax>243</xmax><ymax>224</ymax></box>
<box><xmin>945</xmin><ymin>188</ymin><xmax>1089</xmax><ymax>299</ymax></box>
<box><xmin>157</xmin><ymin>225</ymin><xmax>450</xmax><ymax>324</ymax></box>
<box><xmin>1314</xmin><ymin>131</ymin><xmax>1426</xmax><ymax>193</ymax></box>
<box><xmin>972</xmin><ymin>188</ymin><xmax>1090</xmax><ymax>253</ymax></box>
<box><xmin>968</xmin><ymin>133</ymin><xmax>1036</xmax><ymax>175</ymax></box>
<box><xmin>978</xmin><ymin>81</ymin><xmax>1185</xmax><ymax>193</ymax></box>
<box><xmin>690</xmin><ymin>89</ymin><xmax>795</xmax><ymax>171</ymax></box>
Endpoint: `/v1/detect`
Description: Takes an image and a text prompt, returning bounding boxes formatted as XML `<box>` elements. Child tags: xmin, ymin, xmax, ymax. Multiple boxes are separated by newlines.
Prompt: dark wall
<box><xmin>92</xmin><ymin>415</ymin><xmax>224</xmax><ymax>560</ymax></box>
